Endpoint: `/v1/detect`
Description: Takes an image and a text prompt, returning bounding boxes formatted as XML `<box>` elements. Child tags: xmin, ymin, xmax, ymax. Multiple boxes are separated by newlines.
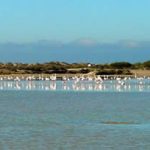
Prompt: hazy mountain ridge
<box><xmin>0</xmin><ymin>40</ymin><xmax>150</xmax><ymax>63</ymax></box>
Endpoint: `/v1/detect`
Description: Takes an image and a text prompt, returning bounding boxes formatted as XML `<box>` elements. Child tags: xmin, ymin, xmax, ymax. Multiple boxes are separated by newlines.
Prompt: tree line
<box><xmin>0</xmin><ymin>61</ymin><xmax>150</xmax><ymax>75</ymax></box>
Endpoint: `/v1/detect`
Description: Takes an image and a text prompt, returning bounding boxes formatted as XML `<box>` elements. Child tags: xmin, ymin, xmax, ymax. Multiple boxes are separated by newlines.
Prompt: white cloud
<box><xmin>72</xmin><ymin>38</ymin><xmax>98</xmax><ymax>47</ymax></box>
<box><xmin>119</xmin><ymin>40</ymin><xmax>139</xmax><ymax>48</ymax></box>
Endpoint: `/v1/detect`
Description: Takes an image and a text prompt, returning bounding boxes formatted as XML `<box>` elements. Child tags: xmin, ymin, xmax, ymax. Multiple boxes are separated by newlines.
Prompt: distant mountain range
<box><xmin>0</xmin><ymin>39</ymin><xmax>150</xmax><ymax>63</ymax></box>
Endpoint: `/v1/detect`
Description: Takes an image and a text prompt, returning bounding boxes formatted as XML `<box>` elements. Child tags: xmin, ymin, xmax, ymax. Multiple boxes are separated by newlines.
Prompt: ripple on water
<box><xmin>0</xmin><ymin>91</ymin><xmax>150</xmax><ymax>149</ymax></box>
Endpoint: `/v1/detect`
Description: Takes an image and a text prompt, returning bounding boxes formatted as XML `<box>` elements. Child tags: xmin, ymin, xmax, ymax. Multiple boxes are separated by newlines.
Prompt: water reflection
<box><xmin>0</xmin><ymin>79</ymin><xmax>150</xmax><ymax>92</ymax></box>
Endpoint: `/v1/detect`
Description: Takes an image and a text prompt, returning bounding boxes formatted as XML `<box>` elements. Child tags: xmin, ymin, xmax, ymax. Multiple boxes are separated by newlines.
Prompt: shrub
<box><xmin>110</xmin><ymin>62</ymin><xmax>132</xmax><ymax>69</ymax></box>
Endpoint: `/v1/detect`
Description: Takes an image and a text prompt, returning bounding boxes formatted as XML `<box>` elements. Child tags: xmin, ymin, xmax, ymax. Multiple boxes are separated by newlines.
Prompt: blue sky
<box><xmin>0</xmin><ymin>0</ymin><xmax>150</xmax><ymax>62</ymax></box>
<box><xmin>0</xmin><ymin>0</ymin><xmax>150</xmax><ymax>43</ymax></box>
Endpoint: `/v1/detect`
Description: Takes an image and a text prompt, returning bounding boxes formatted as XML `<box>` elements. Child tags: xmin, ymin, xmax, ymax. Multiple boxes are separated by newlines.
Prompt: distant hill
<box><xmin>0</xmin><ymin>40</ymin><xmax>150</xmax><ymax>63</ymax></box>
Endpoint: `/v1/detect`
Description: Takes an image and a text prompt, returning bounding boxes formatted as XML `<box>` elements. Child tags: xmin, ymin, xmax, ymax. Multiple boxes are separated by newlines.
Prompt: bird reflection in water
<box><xmin>0</xmin><ymin>77</ymin><xmax>150</xmax><ymax>92</ymax></box>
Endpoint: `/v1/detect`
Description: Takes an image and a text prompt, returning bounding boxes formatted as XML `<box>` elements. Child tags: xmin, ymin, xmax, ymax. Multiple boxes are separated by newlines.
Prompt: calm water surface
<box><xmin>0</xmin><ymin>90</ymin><xmax>150</xmax><ymax>149</ymax></box>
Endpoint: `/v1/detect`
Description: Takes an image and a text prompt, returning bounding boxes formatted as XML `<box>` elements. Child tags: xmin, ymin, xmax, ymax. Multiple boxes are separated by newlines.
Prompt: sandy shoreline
<box><xmin>131</xmin><ymin>69</ymin><xmax>150</xmax><ymax>77</ymax></box>
<box><xmin>0</xmin><ymin>69</ymin><xmax>150</xmax><ymax>80</ymax></box>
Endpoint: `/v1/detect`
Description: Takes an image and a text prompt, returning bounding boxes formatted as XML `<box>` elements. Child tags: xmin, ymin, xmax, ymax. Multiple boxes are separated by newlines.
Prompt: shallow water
<box><xmin>0</xmin><ymin>79</ymin><xmax>150</xmax><ymax>92</ymax></box>
<box><xmin>0</xmin><ymin>90</ymin><xmax>150</xmax><ymax>150</ymax></box>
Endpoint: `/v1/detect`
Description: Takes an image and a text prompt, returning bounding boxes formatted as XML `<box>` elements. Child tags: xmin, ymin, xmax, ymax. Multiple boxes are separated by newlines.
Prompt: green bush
<box><xmin>143</xmin><ymin>61</ymin><xmax>150</xmax><ymax>69</ymax></box>
<box><xmin>110</xmin><ymin>62</ymin><xmax>132</xmax><ymax>69</ymax></box>
<box><xmin>96</xmin><ymin>69</ymin><xmax>132</xmax><ymax>75</ymax></box>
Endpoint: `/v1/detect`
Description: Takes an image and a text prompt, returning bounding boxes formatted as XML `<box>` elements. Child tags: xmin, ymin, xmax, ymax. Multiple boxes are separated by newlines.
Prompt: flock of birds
<box><xmin>0</xmin><ymin>74</ymin><xmax>149</xmax><ymax>83</ymax></box>
<box><xmin>0</xmin><ymin>74</ymin><xmax>150</xmax><ymax>91</ymax></box>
